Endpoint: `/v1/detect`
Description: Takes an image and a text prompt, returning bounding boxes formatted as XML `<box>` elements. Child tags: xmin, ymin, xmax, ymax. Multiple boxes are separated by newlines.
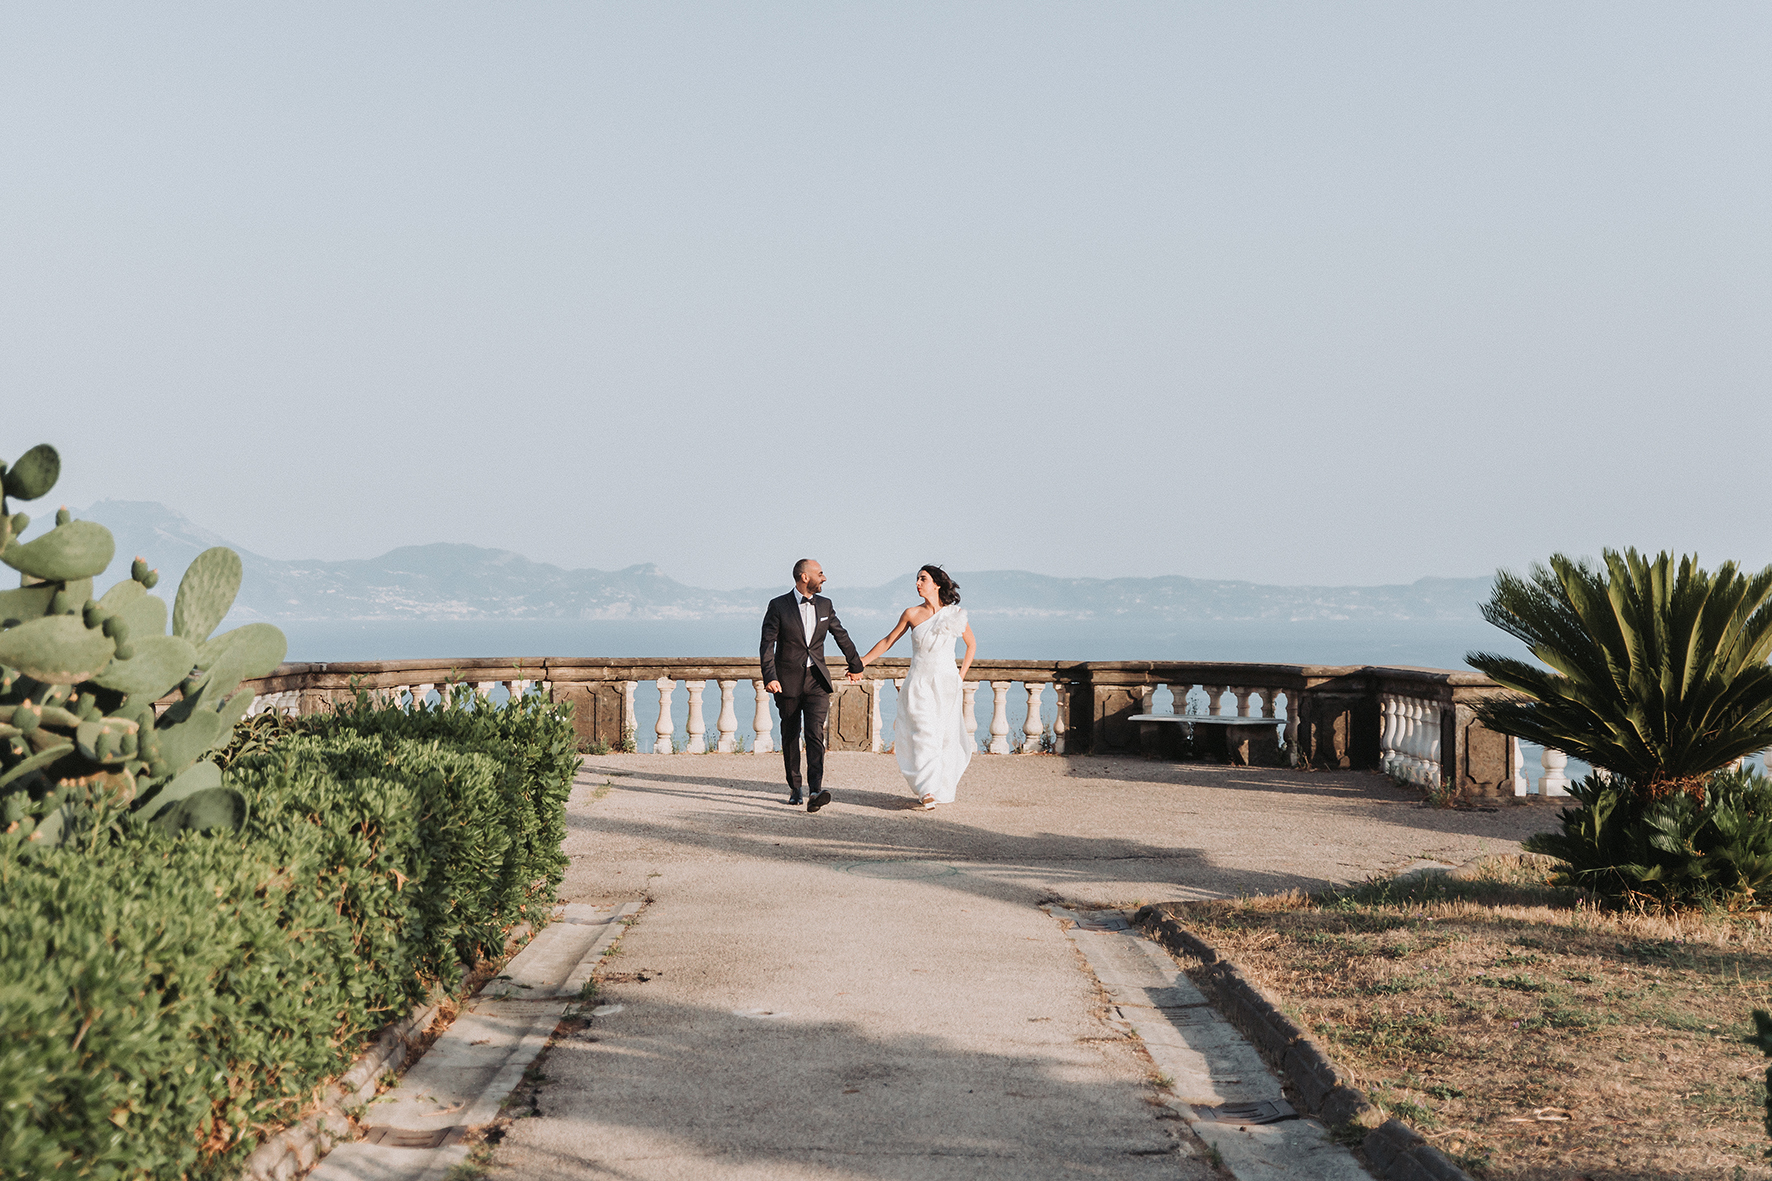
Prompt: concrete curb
<box><xmin>1133</xmin><ymin>905</ymin><xmax>1476</xmax><ymax>1181</ymax></box>
<box><xmin>236</xmin><ymin>921</ymin><xmax>534</xmax><ymax>1181</ymax></box>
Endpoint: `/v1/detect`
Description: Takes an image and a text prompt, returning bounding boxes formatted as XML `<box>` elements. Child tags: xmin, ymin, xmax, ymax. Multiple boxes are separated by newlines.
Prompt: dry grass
<box><xmin>1172</xmin><ymin>857</ymin><xmax>1772</xmax><ymax>1180</ymax></box>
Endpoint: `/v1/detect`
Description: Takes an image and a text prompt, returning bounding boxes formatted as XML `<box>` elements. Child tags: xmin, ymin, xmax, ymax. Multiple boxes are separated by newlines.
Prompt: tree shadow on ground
<box><xmin>476</xmin><ymin>996</ymin><xmax>1211</xmax><ymax>1181</ymax></box>
<box><xmin>562</xmin><ymin>780</ymin><xmax>1345</xmax><ymax>908</ymax></box>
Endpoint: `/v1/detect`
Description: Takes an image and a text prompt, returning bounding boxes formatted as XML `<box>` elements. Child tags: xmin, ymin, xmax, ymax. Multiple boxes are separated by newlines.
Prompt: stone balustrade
<box><xmin>231</xmin><ymin>656</ymin><xmax>1532</xmax><ymax>802</ymax></box>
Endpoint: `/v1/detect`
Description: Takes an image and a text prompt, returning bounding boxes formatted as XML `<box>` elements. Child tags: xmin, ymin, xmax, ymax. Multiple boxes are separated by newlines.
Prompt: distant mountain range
<box><xmin>62</xmin><ymin>500</ymin><xmax>1495</xmax><ymax>627</ymax></box>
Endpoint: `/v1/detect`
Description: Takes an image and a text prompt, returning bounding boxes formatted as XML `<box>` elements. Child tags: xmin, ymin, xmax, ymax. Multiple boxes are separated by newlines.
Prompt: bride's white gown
<box><xmin>893</xmin><ymin>605</ymin><xmax>972</xmax><ymax>803</ymax></box>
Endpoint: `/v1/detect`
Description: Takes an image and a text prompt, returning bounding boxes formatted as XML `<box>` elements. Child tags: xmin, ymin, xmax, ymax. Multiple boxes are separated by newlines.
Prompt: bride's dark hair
<box><xmin>921</xmin><ymin>565</ymin><xmax>961</xmax><ymax>606</ymax></box>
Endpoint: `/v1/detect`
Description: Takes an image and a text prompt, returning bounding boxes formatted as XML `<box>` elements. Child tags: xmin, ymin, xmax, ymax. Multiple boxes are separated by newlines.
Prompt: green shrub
<box><xmin>295</xmin><ymin>685</ymin><xmax>580</xmax><ymax>944</ymax></box>
<box><xmin>1523</xmin><ymin>767</ymin><xmax>1772</xmax><ymax>906</ymax></box>
<box><xmin>0</xmin><ymin>824</ymin><xmax>365</xmax><ymax>1178</ymax></box>
<box><xmin>0</xmin><ymin>690</ymin><xmax>579</xmax><ymax>1179</ymax></box>
<box><xmin>1468</xmin><ymin>548</ymin><xmax>1772</xmax><ymax>799</ymax></box>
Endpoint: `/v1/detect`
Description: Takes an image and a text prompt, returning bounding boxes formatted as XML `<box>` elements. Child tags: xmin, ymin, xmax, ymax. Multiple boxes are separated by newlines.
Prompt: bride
<box><xmin>857</xmin><ymin>565</ymin><xmax>976</xmax><ymax>809</ymax></box>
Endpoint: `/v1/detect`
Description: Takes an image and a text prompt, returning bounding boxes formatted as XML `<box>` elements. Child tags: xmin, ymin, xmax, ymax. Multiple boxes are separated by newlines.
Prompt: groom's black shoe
<box><xmin>786</xmin><ymin>792</ymin><xmax>804</xmax><ymax>806</ymax></box>
<box><xmin>807</xmin><ymin>790</ymin><xmax>831</xmax><ymax>813</ymax></box>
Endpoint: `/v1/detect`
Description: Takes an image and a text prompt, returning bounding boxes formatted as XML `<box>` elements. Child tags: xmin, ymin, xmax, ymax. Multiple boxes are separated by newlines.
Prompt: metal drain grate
<box><xmin>360</xmin><ymin>1126</ymin><xmax>466</xmax><ymax>1148</ymax></box>
<box><xmin>1191</xmin><ymin>1099</ymin><xmax>1298</xmax><ymax>1125</ymax></box>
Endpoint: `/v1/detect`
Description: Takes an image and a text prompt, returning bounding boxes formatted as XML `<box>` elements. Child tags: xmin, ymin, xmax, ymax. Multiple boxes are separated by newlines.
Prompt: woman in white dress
<box><xmin>857</xmin><ymin>566</ymin><xmax>977</xmax><ymax>810</ymax></box>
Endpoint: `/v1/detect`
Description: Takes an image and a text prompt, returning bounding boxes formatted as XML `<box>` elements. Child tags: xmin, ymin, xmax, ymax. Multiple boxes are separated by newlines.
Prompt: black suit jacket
<box><xmin>760</xmin><ymin>592</ymin><xmax>863</xmax><ymax>697</ymax></box>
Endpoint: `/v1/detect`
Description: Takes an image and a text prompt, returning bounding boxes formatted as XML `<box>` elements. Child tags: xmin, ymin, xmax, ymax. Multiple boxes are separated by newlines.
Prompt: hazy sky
<box><xmin>4</xmin><ymin>4</ymin><xmax>1768</xmax><ymax>590</ymax></box>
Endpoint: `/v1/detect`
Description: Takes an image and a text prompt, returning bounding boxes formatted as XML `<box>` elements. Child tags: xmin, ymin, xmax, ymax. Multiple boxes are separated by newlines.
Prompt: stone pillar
<box><xmin>988</xmin><ymin>682</ymin><xmax>1012</xmax><ymax>754</ymax></box>
<box><xmin>654</xmin><ymin>677</ymin><xmax>675</xmax><ymax>754</ymax></box>
<box><xmin>1447</xmin><ymin>701</ymin><xmax>1513</xmax><ymax>801</ymax></box>
<box><xmin>1295</xmin><ymin>681</ymin><xmax>1380</xmax><ymax>770</ymax></box>
<box><xmin>621</xmin><ymin>681</ymin><xmax>638</xmax><ymax>751</ymax></box>
<box><xmin>715</xmin><ymin>680</ymin><xmax>739</xmax><ymax>752</ymax></box>
<box><xmin>1541</xmin><ymin>747</ymin><xmax>1570</xmax><ymax>796</ymax></box>
<box><xmin>684</xmin><ymin>681</ymin><xmax>706</xmax><ymax>753</ymax></box>
<box><xmin>1052</xmin><ymin>683</ymin><xmax>1068</xmax><ymax>754</ymax></box>
<box><xmin>870</xmin><ymin>680</ymin><xmax>883</xmax><ymax>753</ymax></box>
<box><xmin>1022</xmin><ymin>683</ymin><xmax>1045</xmax><ymax>753</ymax></box>
<box><xmin>963</xmin><ymin>682</ymin><xmax>980</xmax><ymax>750</ymax></box>
<box><xmin>828</xmin><ymin>679</ymin><xmax>874</xmax><ymax>752</ymax></box>
<box><xmin>751</xmin><ymin>680</ymin><xmax>774</xmax><ymax>754</ymax></box>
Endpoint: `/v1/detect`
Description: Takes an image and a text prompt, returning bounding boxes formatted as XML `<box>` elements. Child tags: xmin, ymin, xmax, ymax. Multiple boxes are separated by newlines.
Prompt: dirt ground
<box><xmin>1167</xmin><ymin>859</ymin><xmax>1772</xmax><ymax>1180</ymax></box>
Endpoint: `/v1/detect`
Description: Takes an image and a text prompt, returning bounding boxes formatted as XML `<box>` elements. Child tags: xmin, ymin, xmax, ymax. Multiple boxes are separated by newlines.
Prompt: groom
<box><xmin>760</xmin><ymin>558</ymin><xmax>864</xmax><ymax>812</ymax></box>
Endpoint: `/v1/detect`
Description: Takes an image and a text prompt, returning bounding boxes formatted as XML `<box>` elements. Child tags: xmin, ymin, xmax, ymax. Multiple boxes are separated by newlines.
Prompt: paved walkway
<box><xmin>487</xmin><ymin>753</ymin><xmax>1549</xmax><ymax>1180</ymax></box>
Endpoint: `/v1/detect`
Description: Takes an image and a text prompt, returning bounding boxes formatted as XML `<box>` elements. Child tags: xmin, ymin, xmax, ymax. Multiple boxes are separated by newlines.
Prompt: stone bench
<box><xmin>1128</xmin><ymin>713</ymin><xmax>1284</xmax><ymax>767</ymax></box>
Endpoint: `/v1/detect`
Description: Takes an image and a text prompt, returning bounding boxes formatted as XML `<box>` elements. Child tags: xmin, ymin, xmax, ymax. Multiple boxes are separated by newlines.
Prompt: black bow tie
<box><xmin>800</xmin><ymin>596</ymin><xmax>815</xmax><ymax>605</ymax></box>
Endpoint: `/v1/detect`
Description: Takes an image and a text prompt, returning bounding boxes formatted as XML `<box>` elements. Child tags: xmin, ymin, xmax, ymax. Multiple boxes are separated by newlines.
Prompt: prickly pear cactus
<box><xmin>0</xmin><ymin>443</ymin><xmax>287</xmax><ymax>845</ymax></box>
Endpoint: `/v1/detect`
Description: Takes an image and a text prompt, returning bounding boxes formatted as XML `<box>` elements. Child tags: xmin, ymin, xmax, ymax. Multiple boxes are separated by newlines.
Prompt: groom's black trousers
<box><xmin>774</xmin><ymin>686</ymin><xmax>830</xmax><ymax>793</ymax></box>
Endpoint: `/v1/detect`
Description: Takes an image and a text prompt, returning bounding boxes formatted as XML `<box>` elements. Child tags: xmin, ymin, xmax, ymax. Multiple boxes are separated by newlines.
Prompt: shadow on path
<box><xmin>489</xmin><ymin>995</ymin><xmax>1210</xmax><ymax>1181</ymax></box>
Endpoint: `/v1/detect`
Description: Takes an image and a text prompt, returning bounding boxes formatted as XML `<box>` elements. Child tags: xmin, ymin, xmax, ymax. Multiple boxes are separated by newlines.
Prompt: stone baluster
<box><xmin>684</xmin><ymin>680</ymin><xmax>707</xmax><ymax>753</ymax></box>
<box><xmin>1540</xmin><ymin>747</ymin><xmax>1570</xmax><ymax>796</ymax></box>
<box><xmin>751</xmin><ymin>680</ymin><xmax>774</xmax><ymax>754</ymax></box>
<box><xmin>715</xmin><ymin>680</ymin><xmax>739</xmax><ymax>752</ymax></box>
<box><xmin>1231</xmin><ymin>687</ymin><xmax>1253</xmax><ymax>717</ymax></box>
<box><xmin>476</xmin><ymin>680</ymin><xmax>498</xmax><ymax>700</ymax></box>
<box><xmin>1053</xmin><ymin>683</ymin><xmax>1068</xmax><ymax>753</ymax></box>
<box><xmin>654</xmin><ymin>677</ymin><xmax>676</xmax><ymax>754</ymax></box>
<box><xmin>1280</xmin><ymin>690</ymin><xmax>1299</xmax><ymax>765</ymax></box>
<box><xmin>621</xmin><ymin>681</ymin><xmax>638</xmax><ymax>750</ymax></box>
<box><xmin>1259</xmin><ymin>688</ymin><xmax>1277</xmax><ymax>719</ymax></box>
<box><xmin>506</xmin><ymin>679</ymin><xmax>531</xmax><ymax>702</ymax></box>
<box><xmin>963</xmin><ymin>682</ymin><xmax>980</xmax><ymax>750</ymax></box>
<box><xmin>1413</xmin><ymin>698</ymin><xmax>1431</xmax><ymax>782</ymax></box>
<box><xmin>1022</xmin><ymin>682</ymin><xmax>1045</xmax><ymax>753</ymax></box>
<box><xmin>1425</xmin><ymin>701</ymin><xmax>1443</xmax><ymax>787</ymax></box>
<box><xmin>870</xmin><ymin>681</ymin><xmax>883</xmax><ymax>753</ymax></box>
<box><xmin>988</xmin><ymin>682</ymin><xmax>1013</xmax><ymax>754</ymax></box>
<box><xmin>1512</xmin><ymin>737</ymin><xmax>1527</xmax><ymax>796</ymax></box>
<box><xmin>1395</xmin><ymin>698</ymin><xmax>1417</xmax><ymax>781</ymax></box>
<box><xmin>1202</xmin><ymin>685</ymin><xmax>1226</xmax><ymax>717</ymax></box>
<box><xmin>410</xmin><ymin>683</ymin><xmax>434</xmax><ymax>710</ymax></box>
<box><xmin>1379</xmin><ymin>696</ymin><xmax>1400</xmax><ymax>776</ymax></box>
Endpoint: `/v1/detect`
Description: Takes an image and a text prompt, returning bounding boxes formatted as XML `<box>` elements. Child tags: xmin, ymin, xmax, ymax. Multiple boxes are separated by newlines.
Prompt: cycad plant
<box><xmin>1467</xmin><ymin>548</ymin><xmax>1772</xmax><ymax>800</ymax></box>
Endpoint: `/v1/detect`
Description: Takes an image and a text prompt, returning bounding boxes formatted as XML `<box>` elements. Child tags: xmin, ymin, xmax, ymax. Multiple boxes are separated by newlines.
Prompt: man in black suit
<box><xmin>760</xmin><ymin>557</ymin><xmax>864</xmax><ymax>812</ymax></box>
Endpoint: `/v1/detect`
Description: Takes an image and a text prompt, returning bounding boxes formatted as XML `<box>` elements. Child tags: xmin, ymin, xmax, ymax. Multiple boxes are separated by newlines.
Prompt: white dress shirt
<box><xmin>797</xmin><ymin>590</ymin><xmax>816</xmax><ymax>666</ymax></box>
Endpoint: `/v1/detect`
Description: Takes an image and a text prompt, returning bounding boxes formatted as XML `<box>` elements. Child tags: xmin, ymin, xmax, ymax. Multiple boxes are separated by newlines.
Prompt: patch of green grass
<box><xmin>1648</xmin><ymin>1006</ymin><xmax>1712</xmax><ymax>1032</ymax></box>
<box><xmin>1483</xmin><ymin>973</ymin><xmax>1547</xmax><ymax>993</ymax></box>
<box><xmin>1377</xmin><ymin>1095</ymin><xmax>1438</xmax><ymax>1127</ymax></box>
<box><xmin>1329</xmin><ymin>1013</ymin><xmax>1450</xmax><ymax>1058</ymax></box>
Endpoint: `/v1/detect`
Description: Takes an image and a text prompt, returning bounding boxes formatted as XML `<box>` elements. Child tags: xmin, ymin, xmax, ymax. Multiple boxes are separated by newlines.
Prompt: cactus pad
<box><xmin>2</xmin><ymin>444</ymin><xmax>60</xmax><ymax>502</ymax></box>
<box><xmin>1</xmin><ymin>444</ymin><xmax>282</xmax><ymax>841</ymax></box>
<box><xmin>91</xmin><ymin>634</ymin><xmax>198</xmax><ymax>701</ymax></box>
<box><xmin>172</xmin><ymin>547</ymin><xmax>242</xmax><ymax>643</ymax></box>
<box><xmin>109</xmin><ymin>590</ymin><xmax>168</xmax><ymax>642</ymax></box>
<box><xmin>2</xmin><ymin>520</ymin><xmax>116</xmax><ymax>582</ymax></box>
<box><xmin>0</xmin><ymin>614</ymin><xmax>116</xmax><ymax>683</ymax></box>
<box><xmin>96</xmin><ymin>578</ymin><xmax>144</xmax><ymax>612</ymax></box>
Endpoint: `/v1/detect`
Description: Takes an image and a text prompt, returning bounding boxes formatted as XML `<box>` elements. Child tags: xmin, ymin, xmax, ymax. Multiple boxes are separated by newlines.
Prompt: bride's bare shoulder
<box><xmin>904</xmin><ymin>604</ymin><xmax>935</xmax><ymax>625</ymax></box>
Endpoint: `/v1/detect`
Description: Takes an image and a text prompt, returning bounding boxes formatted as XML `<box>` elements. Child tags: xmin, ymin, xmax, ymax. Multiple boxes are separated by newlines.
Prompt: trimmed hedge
<box><xmin>0</xmin><ymin>690</ymin><xmax>577</xmax><ymax>1179</ymax></box>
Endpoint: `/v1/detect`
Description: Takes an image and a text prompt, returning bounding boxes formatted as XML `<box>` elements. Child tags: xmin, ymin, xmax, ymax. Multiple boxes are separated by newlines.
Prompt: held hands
<box><xmin>845</xmin><ymin>671</ymin><xmax>863</xmax><ymax>682</ymax></box>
